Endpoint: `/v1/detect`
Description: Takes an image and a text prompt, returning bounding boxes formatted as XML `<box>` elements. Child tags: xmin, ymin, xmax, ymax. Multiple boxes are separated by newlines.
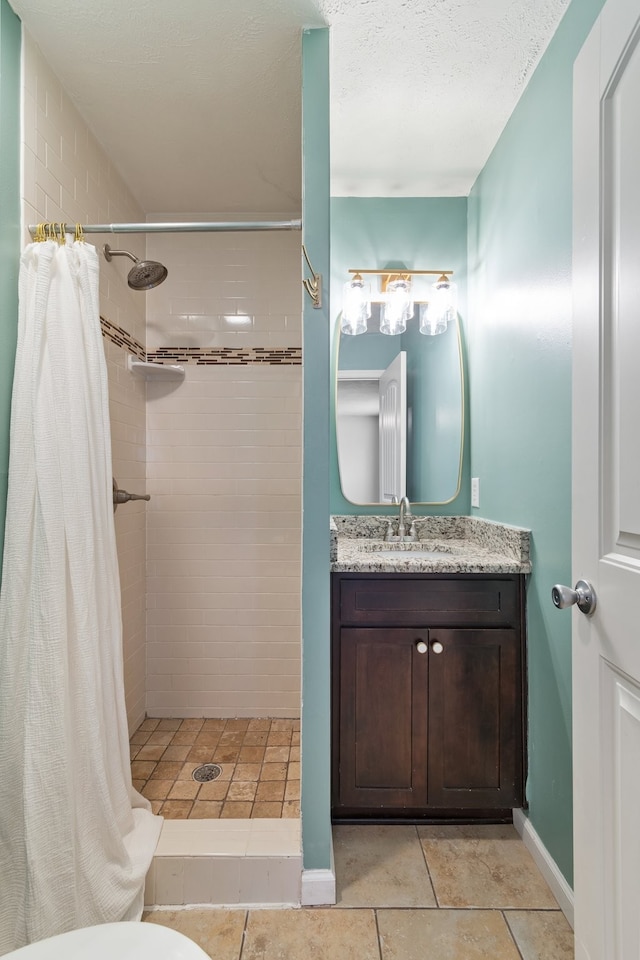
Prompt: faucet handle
<box><xmin>384</xmin><ymin>519</ymin><xmax>395</xmax><ymax>542</ymax></box>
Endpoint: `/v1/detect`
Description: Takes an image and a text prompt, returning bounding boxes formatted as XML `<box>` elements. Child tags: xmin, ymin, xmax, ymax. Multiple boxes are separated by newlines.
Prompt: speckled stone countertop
<box><xmin>330</xmin><ymin>515</ymin><xmax>531</xmax><ymax>574</ymax></box>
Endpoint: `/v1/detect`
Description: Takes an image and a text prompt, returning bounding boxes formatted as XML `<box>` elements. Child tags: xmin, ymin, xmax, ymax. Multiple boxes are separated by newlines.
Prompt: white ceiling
<box><xmin>8</xmin><ymin>0</ymin><xmax>570</xmax><ymax>214</ymax></box>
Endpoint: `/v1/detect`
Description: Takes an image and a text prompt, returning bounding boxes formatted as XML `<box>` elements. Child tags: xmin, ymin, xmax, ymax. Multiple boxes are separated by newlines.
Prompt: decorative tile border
<box><xmin>100</xmin><ymin>316</ymin><xmax>145</xmax><ymax>359</ymax></box>
<box><xmin>100</xmin><ymin>316</ymin><xmax>301</xmax><ymax>366</ymax></box>
<box><xmin>147</xmin><ymin>346</ymin><xmax>302</xmax><ymax>366</ymax></box>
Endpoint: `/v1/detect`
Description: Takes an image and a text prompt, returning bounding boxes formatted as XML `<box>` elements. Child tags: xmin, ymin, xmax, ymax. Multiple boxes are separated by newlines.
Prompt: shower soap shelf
<box><xmin>127</xmin><ymin>355</ymin><xmax>185</xmax><ymax>380</ymax></box>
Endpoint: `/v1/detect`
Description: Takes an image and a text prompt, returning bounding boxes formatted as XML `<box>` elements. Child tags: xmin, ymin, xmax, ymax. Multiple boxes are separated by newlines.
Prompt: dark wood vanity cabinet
<box><xmin>331</xmin><ymin>573</ymin><xmax>526</xmax><ymax>821</ymax></box>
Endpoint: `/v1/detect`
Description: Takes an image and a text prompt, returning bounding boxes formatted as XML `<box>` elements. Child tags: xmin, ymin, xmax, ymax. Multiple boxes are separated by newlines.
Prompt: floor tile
<box><xmin>139</xmin><ymin>718</ymin><xmax>160</xmax><ymax>731</ymax></box>
<box><xmin>141</xmin><ymin>779</ymin><xmax>173</xmax><ymax>801</ymax></box>
<box><xmin>180</xmin><ymin>719</ymin><xmax>205</xmax><ymax>731</ymax></box>
<box><xmin>190</xmin><ymin>801</ymin><xmax>223</xmax><ymax>818</ymax></box>
<box><xmin>238</xmin><ymin>746</ymin><xmax>266</xmax><ymax>762</ymax></box>
<box><xmin>221</xmin><ymin>801</ymin><xmax>253</xmax><ymax>818</ymax></box>
<box><xmin>147</xmin><ymin>731</ymin><xmax>174</xmax><ymax>746</ymax></box>
<box><xmin>198</xmin><ymin>780</ymin><xmax>230</xmax><ymax>801</ymax></box>
<box><xmin>243</xmin><ymin>908</ymin><xmax>379</xmax><ymax>960</ymax></box>
<box><xmin>144</xmin><ymin>908</ymin><xmax>245</xmax><ymax>960</ymax></box>
<box><xmin>157</xmin><ymin>718</ymin><xmax>182</xmax><ymax>731</ymax></box>
<box><xmin>136</xmin><ymin>744</ymin><xmax>166</xmax><ymax>762</ymax></box>
<box><xmin>168</xmin><ymin>780</ymin><xmax>200</xmax><ymax>800</ymax></box>
<box><xmin>418</xmin><ymin>825</ymin><xmax>559</xmax><ymax>909</ymax></box>
<box><xmin>252</xmin><ymin>802</ymin><xmax>282</xmax><ymax>817</ymax></box>
<box><xmin>131</xmin><ymin>760</ymin><xmax>156</xmax><ymax>779</ymax></box>
<box><xmin>377</xmin><ymin>908</ymin><xmax>521</xmax><ymax>960</ymax></box>
<box><xmin>162</xmin><ymin>744</ymin><xmax>192</xmax><ymax>761</ymax></box>
<box><xmin>505</xmin><ymin>910</ymin><xmax>574</xmax><ymax>960</ymax></box>
<box><xmin>333</xmin><ymin>825</ymin><xmax>436</xmax><ymax>907</ymax></box>
<box><xmin>234</xmin><ymin>763</ymin><xmax>261</xmax><ymax>781</ymax></box>
<box><xmin>161</xmin><ymin>800</ymin><xmax>194</xmax><ymax>819</ymax></box>
<box><xmin>284</xmin><ymin>780</ymin><xmax>300</xmax><ymax>800</ymax></box>
<box><xmin>255</xmin><ymin>780</ymin><xmax>285</xmax><ymax>802</ymax></box>
<box><xmin>227</xmin><ymin>781</ymin><xmax>257</xmax><ymax>801</ymax></box>
<box><xmin>150</xmin><ymin>761</ymin><xmax>183</xmax><ymax>780</ymax></box>
<box><xmin>261</xmin><ymin>762</ymin><xmax>287</xmax><ymax>780</ymax></box>
<box><xmin>188</xmin><ymin>745</ymin><xmax>216</xmax><ymax>761</ymax></box>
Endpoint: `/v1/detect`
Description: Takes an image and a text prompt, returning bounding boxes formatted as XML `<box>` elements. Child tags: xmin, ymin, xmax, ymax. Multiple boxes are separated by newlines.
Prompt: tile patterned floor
<box><xmin>144</xmin><ymin>823</ymin><xmax>575</xmax><ymax>959</ymax></box>
<box><xmin>130</xmin><ymin>718</ymin><xmax>300</xmax><ymax>819</ymax></box>
<box><xmin>143</xmin><ymin>825</ymin><xmax>574</xmax><ymax>960</ymax></box>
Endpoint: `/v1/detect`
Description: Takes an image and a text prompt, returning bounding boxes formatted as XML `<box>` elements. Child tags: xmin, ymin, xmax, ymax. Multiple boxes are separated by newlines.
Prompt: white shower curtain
<box><xmin>0</xmin><ymin>239</ymin><xmax>161</xmax><ymax>955</ymax></box>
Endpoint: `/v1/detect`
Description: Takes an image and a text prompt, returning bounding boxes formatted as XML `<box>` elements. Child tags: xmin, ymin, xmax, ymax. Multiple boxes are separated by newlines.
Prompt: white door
<box><xmin>378</xmin><ymin>351</ymin><xmax>407</xmax><ymax>503</ymax></box>
<box><xmin>573</xmin><ymin>2</ymin><xmax>640</xmax><ymax>957</ymax></box>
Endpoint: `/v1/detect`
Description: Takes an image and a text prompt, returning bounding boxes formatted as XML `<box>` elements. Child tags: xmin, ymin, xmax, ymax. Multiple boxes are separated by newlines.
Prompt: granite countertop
<box><xmin>330</xmin><ymin>515</ymin><xmax>531</xmax><ymax>575</ymax></box>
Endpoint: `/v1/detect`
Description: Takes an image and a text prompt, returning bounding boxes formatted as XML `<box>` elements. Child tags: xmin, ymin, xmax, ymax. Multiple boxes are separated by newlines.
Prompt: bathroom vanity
<box><xmin>330</xmin><ymin>516</ymin><xmax>531</xmax><ymax>822</ymax></box>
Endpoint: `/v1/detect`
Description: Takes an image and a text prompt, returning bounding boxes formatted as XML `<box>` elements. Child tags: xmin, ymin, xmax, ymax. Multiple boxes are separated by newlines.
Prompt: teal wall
<box><xmin>468</xmin><ymin>0</ymin><xmax>606</xmax><ymax>884</ymax></box>
<box><xmin>330</xmin><ymin>198</ymin><xmax>470</xmax><ymax>515</ymax></box>
<box><xmin>300</xmin><ymin>27</ymin><xmax>332</xmax><ymax>872</ymax></box>
<box><xmin>0</xmin><ymin>0</ymin><xmax>20</xmax><ymax>572</ymax></box>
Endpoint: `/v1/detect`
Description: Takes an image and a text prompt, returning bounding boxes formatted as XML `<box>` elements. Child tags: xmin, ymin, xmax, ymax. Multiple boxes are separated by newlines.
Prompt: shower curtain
<box><xmin>0</xmin><ymin>239</ymin><xmax>161</xmax><ymax>955</ymax></box>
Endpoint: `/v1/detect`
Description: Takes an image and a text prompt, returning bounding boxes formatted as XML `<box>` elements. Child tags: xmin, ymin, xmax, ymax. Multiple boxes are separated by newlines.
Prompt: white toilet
<box><xmin>3</xmin><ymin>922</ymin><xmax>210</xmax><ymax>960</ymax></box>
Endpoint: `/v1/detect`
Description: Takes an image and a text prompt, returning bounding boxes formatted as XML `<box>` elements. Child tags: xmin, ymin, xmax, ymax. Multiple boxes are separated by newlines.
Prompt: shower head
<box><xmin>103</xmin><ymin>244</ymin><xmax>168</xmax><ymax>290</ymax></box>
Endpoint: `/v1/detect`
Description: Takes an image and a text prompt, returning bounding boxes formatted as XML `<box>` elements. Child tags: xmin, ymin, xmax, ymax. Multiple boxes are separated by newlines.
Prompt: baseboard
<box><xmin>300</xmin><ymin>868</ymin><xmax>336</xmax><ymax>906</ymax></box>
<box><xmin>512</xmin><ymin>808</ymin><xmax>574</xmax><ymax>928</ymax></box>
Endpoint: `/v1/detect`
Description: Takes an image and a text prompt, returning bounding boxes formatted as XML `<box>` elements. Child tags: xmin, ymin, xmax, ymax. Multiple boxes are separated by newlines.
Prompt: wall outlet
<box><xmin>471</xmin><ymin>477</ymin><xmax>480</xmax><ymax>508</ymax></box>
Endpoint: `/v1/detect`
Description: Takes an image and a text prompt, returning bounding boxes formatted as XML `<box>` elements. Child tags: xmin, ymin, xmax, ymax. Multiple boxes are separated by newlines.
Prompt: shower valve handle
<box><xmin>112</xmin><ymin>478</ymin><xmax>151</xmax><ymax>510</ymax></box>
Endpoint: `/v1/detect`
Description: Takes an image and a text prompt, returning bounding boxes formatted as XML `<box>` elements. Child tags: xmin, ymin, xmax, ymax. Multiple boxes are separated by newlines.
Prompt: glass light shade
<box><xmin>419</xmin><ymin>302</ymin><xmax>448</xmax><ymax>336</ymax></box>
<box><xmin>427</xmin><ymin>276</ymin><xmax>457</xmax><ymax>330</ymax></box>
<box><xmin>341</xmin><ymin>277</ymin><xmax>371</xmax><ymax>335</ymax></box>
<box><xmin>380</xmin><ymin>277</ymin><xmax>413</xmax><ymax>335</ymax></box>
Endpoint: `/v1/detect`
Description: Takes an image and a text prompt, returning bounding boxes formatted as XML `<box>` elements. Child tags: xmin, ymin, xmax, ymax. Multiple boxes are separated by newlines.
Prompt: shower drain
<box><xmin>192</xmin><ymin>763</ymin><xmax>222</xmax><ymax>783</ymax></box>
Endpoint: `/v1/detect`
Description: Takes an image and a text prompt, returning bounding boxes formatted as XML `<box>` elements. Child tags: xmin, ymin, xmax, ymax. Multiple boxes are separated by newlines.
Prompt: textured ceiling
<box><xmin>8</xmin><ymin>0</ymin><xmax>570</xmax><ymax>213</ymax></box>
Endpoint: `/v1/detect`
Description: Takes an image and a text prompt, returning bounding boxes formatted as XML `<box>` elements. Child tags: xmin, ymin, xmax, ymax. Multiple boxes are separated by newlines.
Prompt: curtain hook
<box><xmin>74</xmin><ymin>223</ymin><xmax>85</xmax><ymax>243</ymax></box>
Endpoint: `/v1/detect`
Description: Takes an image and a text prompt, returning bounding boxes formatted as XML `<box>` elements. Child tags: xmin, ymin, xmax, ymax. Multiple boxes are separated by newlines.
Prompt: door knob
<box><xmin>551</xmin><ymin>580</ymin><xmax>597</xmax><ymax>616</ymax></box>
<box><xmin>431</xmin><ymin>641</ymin><xmax>444</xmax><ymax>654</ymax></box>
<box><xmin>415</xmin><ymin>640</ymin><xmax>428</xmax><ymax>654</ymax></box>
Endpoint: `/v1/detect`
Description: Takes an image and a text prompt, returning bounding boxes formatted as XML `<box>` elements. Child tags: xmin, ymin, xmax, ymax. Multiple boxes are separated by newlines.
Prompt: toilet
<box><xmin>3</xmin><ymin>922</ymin><xmax>210</xmax><ymax>960</ymax></box>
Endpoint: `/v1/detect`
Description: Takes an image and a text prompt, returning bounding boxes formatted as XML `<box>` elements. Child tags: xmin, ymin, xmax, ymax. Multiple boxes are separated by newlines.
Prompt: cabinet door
<box><xmin>427</xmin><ymin>628</ymin><xmax>523</xmax><ymax>808</ymax></box>
<box><xmin>336</xmin><ymin>627</ymin><xmax>428</xmax><ymax>810</ymax></box>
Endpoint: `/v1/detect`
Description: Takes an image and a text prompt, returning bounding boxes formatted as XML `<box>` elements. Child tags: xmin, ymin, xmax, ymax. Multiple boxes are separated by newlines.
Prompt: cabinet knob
<box><xmin>431</xmin><ymin>641</ymin><xmax>444</xmax><ymax>654</ymax></box>
<box><xmin>415</xmin><ymin>640</ymin><xmax>428</xmax><ymax>654</ymax></box>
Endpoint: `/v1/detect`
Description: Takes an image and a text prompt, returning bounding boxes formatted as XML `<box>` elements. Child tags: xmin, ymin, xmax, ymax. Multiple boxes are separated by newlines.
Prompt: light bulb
<box><xmin>380</xmin><ymin>277</ymin><xmax>413</xmax><ymax>335</ymax></box>
<box><xmin>341</xmin><ymin>275</ymin><xmax>371</xmax><ymax>335</ymax></box>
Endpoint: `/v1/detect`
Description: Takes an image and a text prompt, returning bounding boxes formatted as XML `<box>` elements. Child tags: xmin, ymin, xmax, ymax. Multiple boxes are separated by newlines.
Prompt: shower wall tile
<box><xmin>21</xmin><ymin>35</ymin><xmax>149</xmax><ymax>733</ymax></box>
<box><xmin>146</xmin><ymin>362</ymin><xmax>302</xmax><ymax>718</ymax></box>
<box><xmin>145</xmin><ymin>222</ymin><xmax>302</xmax><ymax>350</ymax></box>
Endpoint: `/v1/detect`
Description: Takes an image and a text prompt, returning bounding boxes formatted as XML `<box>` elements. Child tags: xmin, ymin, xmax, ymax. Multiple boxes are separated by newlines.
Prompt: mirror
<box><xmin>335</xmin><ymin>308</ymin><xmax>464</xmax><ymax>505</ymax></box>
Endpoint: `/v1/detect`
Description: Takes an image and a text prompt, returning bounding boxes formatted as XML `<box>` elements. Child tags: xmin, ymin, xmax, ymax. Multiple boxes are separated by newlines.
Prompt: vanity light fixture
<box><xmin>341</xmin><ymin>273</ymin><xmax>371</xmax><ymax>335</ymax></box>
<box><xmin>343</xmin><ymin>268</ymin><xmax>456</xmax><ymax>336</ymax></box>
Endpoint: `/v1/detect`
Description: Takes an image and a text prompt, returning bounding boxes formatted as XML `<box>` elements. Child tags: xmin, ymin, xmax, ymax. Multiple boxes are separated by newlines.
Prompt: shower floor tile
<box><xmin>130</xmin><ymin>717</ymin><xmax>300</xmax><ymax>820</ymax></box>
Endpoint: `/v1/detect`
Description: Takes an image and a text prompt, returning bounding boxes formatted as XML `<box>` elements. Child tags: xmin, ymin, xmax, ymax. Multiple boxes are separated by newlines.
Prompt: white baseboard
<box><xmin>300</xmin><ymin>868</ymin><xmax>336</xmax><ymax>905</ymax></box>
<box><xmin>513</xmin><ymin>808</ymin><xmax>574</xmax><ymax>928</ymax></box>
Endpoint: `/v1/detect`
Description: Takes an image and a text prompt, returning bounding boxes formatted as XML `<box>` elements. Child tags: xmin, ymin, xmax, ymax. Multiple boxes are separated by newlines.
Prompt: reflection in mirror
<box><xmin>336</xmin><ymin>308</ymin><xmax>464</xmax><ymax>505</ymax></box>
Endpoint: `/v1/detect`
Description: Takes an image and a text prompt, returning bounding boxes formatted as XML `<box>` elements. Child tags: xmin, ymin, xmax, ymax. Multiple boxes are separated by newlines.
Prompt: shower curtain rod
<box><xmin>28</xmin><ymin>219</ymin><xmax>302</xmax><ymax>236</ymax></box>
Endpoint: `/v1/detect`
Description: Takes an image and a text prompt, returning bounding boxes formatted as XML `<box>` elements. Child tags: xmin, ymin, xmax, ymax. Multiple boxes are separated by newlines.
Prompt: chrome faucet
<box><xmin>398</xmin><ymin>496</ymin><xmax>410</xmax><ymax>541</ymax></box>
<box><xmin>398</xmin><ymin>496</ymin><xmax>418</xmax><ymax>542</ymax></box>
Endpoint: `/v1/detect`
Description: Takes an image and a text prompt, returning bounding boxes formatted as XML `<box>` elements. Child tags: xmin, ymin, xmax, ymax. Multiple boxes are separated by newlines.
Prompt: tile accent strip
<box><xmin>146</xmin><ymin>346</ymin><xmax>302</xmax><ymax>366</ymax></box>
<box><xmin>100</xmin><ymin>316</ymin><xmax>145</xmax><ymax>359</ymax></box>
<box><xmin>100</xmin><ymin>316</ymin><xmax>302</xmax><ymax>366</ymax></box>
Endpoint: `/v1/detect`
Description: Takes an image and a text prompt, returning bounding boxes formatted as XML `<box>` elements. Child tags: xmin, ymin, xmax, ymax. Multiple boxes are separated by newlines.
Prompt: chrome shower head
<box><xmin>103</xmin><ymin>244</ymin><xmax>168</xmax><ymax>290</ymax></box>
